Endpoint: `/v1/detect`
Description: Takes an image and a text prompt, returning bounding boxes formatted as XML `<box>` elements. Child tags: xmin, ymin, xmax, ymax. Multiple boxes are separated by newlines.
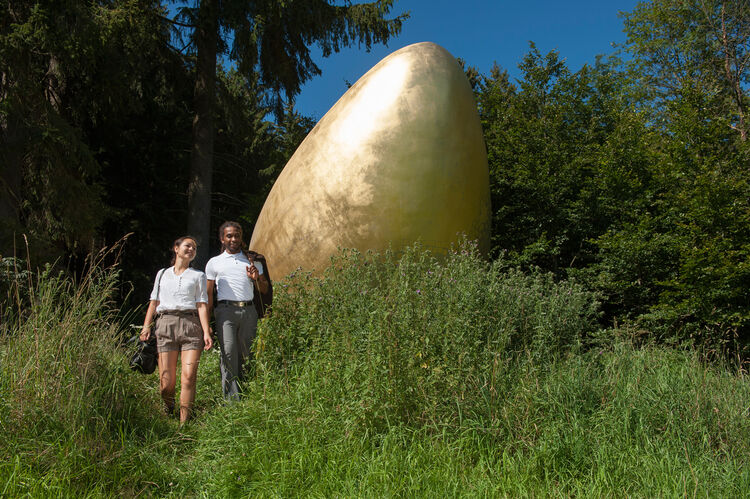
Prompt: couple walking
<box><xmin>139</xmin><ymin>221</ymin><xmax>269</xmax><ymax>423</ymax></box>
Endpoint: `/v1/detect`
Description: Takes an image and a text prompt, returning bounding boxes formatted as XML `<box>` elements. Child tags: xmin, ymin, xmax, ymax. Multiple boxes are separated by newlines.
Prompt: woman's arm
<box><xmin>197</xmin><ymin>302</ymin><xmax>213</xmax><ymax>350</ymax></box>
<box><xmin>139</xmin><ymin>300</ymin><xmax>158</xmax><ymax>341</ymax></box>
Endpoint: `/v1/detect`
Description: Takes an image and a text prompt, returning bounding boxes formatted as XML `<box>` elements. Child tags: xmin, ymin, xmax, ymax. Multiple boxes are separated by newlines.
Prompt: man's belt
<box><xmin>217</xmin><ymin>299</ymin><xmax>253</xmax><ymax>307</ymax></box>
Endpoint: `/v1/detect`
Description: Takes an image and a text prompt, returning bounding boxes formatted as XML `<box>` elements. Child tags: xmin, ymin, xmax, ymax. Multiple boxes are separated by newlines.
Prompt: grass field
<box><xmin>2</xmin><ymin>245</ymin><xmax>749</xmax><ymax>497</ymax></box>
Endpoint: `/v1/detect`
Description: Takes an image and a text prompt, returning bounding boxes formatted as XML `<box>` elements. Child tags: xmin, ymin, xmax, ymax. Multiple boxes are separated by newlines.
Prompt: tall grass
<box><xmin>183</xmin><ymin>243</ymin><xmax>749</xmax><ymax>496</ymax></box>
<box><xmin>0</xmin><ymin>252</ymin><xmax>174</xmax><ymax>495</ymax></box>
<box><xmin>186</xmin><ymin>340</ymin><xmax>750</xmax><ymax>496</ymax></box>
<box><xmin>2</xmin><ymin>242</ymin><xmax>749</xmax><ymax>496</ymax></box>
<box><xmin>256</xmin><ymin>241</ymin><xmax>600</xmax><ymax>431</ymax></box>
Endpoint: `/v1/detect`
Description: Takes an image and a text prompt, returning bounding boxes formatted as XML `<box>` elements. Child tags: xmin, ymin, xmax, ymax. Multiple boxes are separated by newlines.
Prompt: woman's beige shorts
<box><xmin>155</xmin><ymin>311</ymin><xmax>204</xmax><ymax>353</ymax></box>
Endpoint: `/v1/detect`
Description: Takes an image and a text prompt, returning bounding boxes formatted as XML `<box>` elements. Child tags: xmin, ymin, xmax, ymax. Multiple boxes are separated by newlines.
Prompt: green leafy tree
<box><xmin>211</xmin><ymin>68</ymin><xmax>277</xmax><ymax>237</ymax></box>
<box><xmin>622</xmin><ymin>0</ymin><xmax>750</xmax><ymax>141</ymax></box>
<box><xmin>1</xmin><ymin>0</ymin><xmax>110</xmax><ymax>257</ymax></box>
<box><xmin>244</xmin><ymin>101</ymin><xmax>316</xmax><ymax>228</ymax></box>
<box><xmin>599</xmin><ymin>85</ymin><xmax>750</xmax><ymax>351</ymax></box>
<box><xmin>1</xmin><ymin>1</ymin><xmax>199</xmax><ymax>310</ymax></box>
<box><xmin>477</xmin><ymin>45</ymin><xmax>655</xmax><ymax>275</ymax></box>
<box><xmin>579</xmin><ymin>0</ymin><xmax>750</xmax><ymax>352</ymax></box>
<box><xmin>1</xmin><ymin>1</ymin><xmax>191</xmax><ymax>260</ymax></box>
<box><xmin>198</xmin><ymin>70</ymin><xmax>317</xmax><ymax>254</ymax></box>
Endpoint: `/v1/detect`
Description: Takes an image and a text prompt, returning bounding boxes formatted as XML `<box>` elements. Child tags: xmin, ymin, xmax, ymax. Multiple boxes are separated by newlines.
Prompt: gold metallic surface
<box><xmin>250</xmin><ymin>42</ymin><xmax>491</xmax><ymax>279</ymax></box>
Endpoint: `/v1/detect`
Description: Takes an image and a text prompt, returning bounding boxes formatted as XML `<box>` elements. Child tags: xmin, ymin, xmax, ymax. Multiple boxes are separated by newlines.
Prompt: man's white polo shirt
<box><xmin>205</xmin><ymin>251</ymin><xmax>264</xmax><ymax>301</ymax></box>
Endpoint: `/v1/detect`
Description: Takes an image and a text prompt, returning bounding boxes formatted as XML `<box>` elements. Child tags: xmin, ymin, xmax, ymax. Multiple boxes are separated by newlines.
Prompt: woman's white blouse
<box><xmin>149</xmin><ymin>267</ymin><xmax>208</xmax><ymax>313</ymax></box>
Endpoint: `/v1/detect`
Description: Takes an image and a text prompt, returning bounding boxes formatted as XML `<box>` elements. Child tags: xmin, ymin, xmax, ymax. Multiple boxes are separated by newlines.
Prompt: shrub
<box><xmin>257</xmin><ymin>241</ymin><xmax>600</xmax><ymax>431</ymax></box>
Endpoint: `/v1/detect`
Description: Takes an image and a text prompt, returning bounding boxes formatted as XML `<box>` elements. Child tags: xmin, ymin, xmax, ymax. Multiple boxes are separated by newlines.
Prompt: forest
<box><xmin>2</xmin><ymin>0</ymin><xmax>749</xmax><ymax>352</ymax></box>
<box><xmin>2</xmin><ymin>0</ymin><xmax>750</xmax><ymax>495</ymax></box>
<box><xmin>1</xmin><ymin>0</ymin><xmax>748</xmax><ymax>352</ymax></box>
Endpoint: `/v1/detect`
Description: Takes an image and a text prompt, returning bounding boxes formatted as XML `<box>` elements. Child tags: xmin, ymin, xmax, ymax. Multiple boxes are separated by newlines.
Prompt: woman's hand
<box><xmin>197</xmin><ymin>302</ymin><xmax>212</xmax><ymax>350</ymax></box>
<box><xmin>141</xmin><ymin>300</ymin><xmax>158</xmax><ymax>342</ymax></box>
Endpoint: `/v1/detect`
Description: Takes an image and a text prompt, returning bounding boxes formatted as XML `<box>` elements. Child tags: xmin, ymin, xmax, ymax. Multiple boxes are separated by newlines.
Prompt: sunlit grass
<box><xmin>1</xmin><ymin>243</ymin><xmax>749</xmax><ymax>496</ymax></box>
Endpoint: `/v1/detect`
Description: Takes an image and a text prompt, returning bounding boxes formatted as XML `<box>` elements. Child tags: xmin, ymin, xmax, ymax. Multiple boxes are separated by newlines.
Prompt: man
<box><xmin>206</xmin><ymin>221</ymin><xmax>269</xmax><ymax>399</ymax></box>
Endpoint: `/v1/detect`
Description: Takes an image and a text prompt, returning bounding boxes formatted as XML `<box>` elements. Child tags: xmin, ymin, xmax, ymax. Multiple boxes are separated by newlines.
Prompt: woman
<box><xmin>140</xmin><ymin>236</ymin><xmax>213</xmax><ymax>424</ymax></box>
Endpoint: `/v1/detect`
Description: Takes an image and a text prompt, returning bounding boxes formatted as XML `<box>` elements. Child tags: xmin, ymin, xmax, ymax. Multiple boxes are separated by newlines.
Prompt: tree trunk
<box><xmin>0</xmin><ymin>69</ymin><xmax>26</xmax><ymax>248</ymax></box>
<box><xmin>187</xmin><ymin>0</ymin><xmax>218</xmax><ymax>268</ymax></box>
<box><xmin>719</xmin><ymin>2</ymin><xmax>748</xmax><ymax>141</ymax></box>
<box><xmin>0</xmin><ymin>81</ymin><xmax>23</xmax><ymax>242</ymax></box>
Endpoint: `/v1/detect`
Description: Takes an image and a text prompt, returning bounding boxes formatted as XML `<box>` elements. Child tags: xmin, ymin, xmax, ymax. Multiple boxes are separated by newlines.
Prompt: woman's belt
<box><xmin>157</xmin><ymin>309</ymin><xmax>198</xmax><ymax>317</ymax></box>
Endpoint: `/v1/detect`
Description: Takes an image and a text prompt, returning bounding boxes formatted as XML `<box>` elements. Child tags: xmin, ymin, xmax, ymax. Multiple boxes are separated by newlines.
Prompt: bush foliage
<box><xmin>257</xmin><ymin>242</ymin><xmax>600</xmax><ymax>430</ymax></box>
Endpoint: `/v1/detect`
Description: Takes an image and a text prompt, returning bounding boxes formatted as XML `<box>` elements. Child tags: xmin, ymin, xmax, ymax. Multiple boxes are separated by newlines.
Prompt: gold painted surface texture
<box><xmin>250</xmin><ymin>42</ymin><xmax>490</xmax><ymax>279</ymax></box>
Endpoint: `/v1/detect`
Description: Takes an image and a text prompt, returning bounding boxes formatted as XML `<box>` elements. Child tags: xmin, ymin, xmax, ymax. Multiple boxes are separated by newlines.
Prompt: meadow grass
<box><xmin>178</xmin><ymin>345</ymin><xmax>749</xmax><ymax>497</ymax></box>
<box><xmin>1</xmin><ymin>243</ymin><xmax>749</xmax><ymax>496</ymax></box>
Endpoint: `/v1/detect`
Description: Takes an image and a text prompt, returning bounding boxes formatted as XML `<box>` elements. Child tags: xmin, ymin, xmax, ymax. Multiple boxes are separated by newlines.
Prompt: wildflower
<box><xmin>416</xmin><ymin>289</ymin><xmax>421</xmax><ymax>294</ymax></box>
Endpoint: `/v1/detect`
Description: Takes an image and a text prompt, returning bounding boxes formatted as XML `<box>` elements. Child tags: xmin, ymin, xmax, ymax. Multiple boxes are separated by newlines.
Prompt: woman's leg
<box><xmin>179</xmin><ymin>348</ymin><xmax>202</xmax><ymax>423</ymax></box>
<box><xmin>158</xmin><ymin>351</ymin><xmax>179</xmax><ymax>414</ymax></box>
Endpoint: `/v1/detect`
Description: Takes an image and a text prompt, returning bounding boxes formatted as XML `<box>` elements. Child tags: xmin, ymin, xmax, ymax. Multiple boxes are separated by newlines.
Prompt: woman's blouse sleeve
<box><xmin>196</xmin><ymin>272</ymin><xmax>208</xmax><ymax>304</ymax></box>
<box><xmin>149</xmin><ymin>269</ymin><xmax>164</xmax><ymax>301</ymax></box>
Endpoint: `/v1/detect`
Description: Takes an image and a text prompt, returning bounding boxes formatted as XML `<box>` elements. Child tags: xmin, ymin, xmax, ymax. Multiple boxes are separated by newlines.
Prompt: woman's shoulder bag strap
<box><xmin>155</xmin><ymin>268</ymin><xmax>167</xmax><ymax>301</ymax></box>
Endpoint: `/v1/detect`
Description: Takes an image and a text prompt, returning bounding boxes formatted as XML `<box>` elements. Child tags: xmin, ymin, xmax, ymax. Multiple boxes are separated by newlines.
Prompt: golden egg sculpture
<box><xmin>250</xmin><ymin>42</ymin><xmax>491</xmax><ymax>279</ymax></box>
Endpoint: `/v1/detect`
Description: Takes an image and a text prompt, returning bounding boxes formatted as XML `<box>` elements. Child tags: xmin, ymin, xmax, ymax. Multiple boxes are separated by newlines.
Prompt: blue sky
<box><xmin>295</xmin><ymin>0</ymin><xmax>642</xmax><ymax>119</ymax></box>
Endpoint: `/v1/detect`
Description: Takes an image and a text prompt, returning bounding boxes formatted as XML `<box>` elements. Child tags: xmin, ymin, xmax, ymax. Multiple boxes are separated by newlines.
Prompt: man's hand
<box><xmin>246</xmin><ymin>263</ymin><xmax>259</xmax><ymax>280</ymax></box>
<box><xmin>247</xmin><ymin>262</ymin><xmax>269</xmax><ymax>293</ymax></box>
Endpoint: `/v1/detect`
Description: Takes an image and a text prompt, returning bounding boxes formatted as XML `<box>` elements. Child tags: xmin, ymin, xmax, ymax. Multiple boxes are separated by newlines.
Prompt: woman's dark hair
<box><xmin>218</xmin><ymin>221</ymin><xmax>243</xmax><ymax>252</ymax></box>
<box><xmin>171</xmin><ymin>236</ymin><xmax>198</xmax><ymax>266</ymax></box>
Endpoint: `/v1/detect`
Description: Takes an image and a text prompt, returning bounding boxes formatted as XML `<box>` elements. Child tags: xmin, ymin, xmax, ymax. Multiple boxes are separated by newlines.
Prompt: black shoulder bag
<box><xmin>130</xmin><ymin>268</ymin><xmax>166</xmax><ymax>374</ymax></box>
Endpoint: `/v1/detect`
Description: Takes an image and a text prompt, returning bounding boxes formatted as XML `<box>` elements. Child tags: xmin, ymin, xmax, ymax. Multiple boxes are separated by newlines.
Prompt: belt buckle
<box><xmin>223</xmin><ymin>300</ymin><xmax>251</xmax><ymax>307</ymax></box>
